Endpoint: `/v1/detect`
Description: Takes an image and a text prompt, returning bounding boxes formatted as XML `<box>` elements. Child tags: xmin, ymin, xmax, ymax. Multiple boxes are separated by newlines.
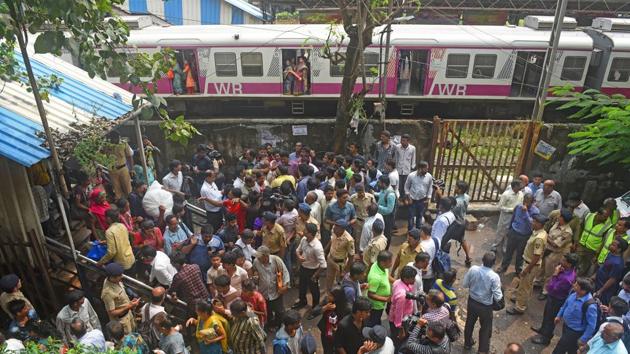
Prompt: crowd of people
<box><xmin>2</xmin><ymin>129</ymin><xmax>629</xmax><ymax>354</ymax></box>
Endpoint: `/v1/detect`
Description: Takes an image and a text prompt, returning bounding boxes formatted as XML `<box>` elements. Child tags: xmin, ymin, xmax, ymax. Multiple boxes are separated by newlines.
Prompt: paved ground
<box><xmin>265</xmin><ymin>215</ymin><xmax>561</xmax><ymax>354</ymax></box>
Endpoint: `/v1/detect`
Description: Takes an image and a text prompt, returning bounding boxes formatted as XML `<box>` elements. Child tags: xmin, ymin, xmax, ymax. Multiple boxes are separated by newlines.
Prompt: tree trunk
<box><xmin>332</xmin><ymin>31</ymin><xmax>363</xmax><ymax>153</ymax></box>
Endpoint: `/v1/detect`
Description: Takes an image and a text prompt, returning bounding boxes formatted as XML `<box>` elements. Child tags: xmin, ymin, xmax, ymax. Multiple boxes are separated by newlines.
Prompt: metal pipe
<box><xmin>532</xmin><ymin>0</ymin><xmax>569</xmax><ymax>121</ymax></box>
<box><xmin>45</xmin><ymin>237</ymin><xmax>188</xmax><ymax>306</ymax></box>
<box><xmin>134</xmin><ymin>116</ymin><xmax>150</xmax><ymax>186</ymax></box>
<box><xmin>57</xmin><ymin>194</ymin><xmax>77</xmax><ymax>262</ymax></box>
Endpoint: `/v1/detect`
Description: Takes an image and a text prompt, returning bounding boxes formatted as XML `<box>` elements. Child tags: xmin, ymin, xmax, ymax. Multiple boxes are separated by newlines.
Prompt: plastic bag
<box><xmin>86</xmin><ymin>241</ymin><xmax>107</xmax><ymax>261</ymax></box>
<box><xmin>142</xmin><ymin>181</ymin><xmax>174</xmax><ymax>219</ymax></box>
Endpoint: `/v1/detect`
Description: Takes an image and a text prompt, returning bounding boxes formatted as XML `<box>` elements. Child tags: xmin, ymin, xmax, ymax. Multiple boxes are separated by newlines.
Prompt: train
<box><xmin>98</xmin><ymin>16</ymin><xmax>630</xmax><ymax>118</ymax></box>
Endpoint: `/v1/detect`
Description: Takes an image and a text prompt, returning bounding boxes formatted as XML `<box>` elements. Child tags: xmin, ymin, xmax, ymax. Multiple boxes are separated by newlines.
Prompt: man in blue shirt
<box><xmin>163</xmin><ymin>214</ymin><xmax>192</xmax><ymax>256</ymax></box>
<box><xmin>528</xmin><ymin>173</ymin><xmax>543</xmax><ymax>196</ymax></box>
<box><xmin>325</xmin><ymin>189</ymin><xmax>357</xmax><ymax>233</ymax></box>
<box><xmin>184</xmin><ymin>224</ymin><xmax>224</xmax><ymax>282</ymax></box>
<box><xmin>375</xmin><ymin>175</ymin><xmax>396</xmax><ymax>249</ymax></box>
<box><xmin>595</xmin><ymin>238</ymin><xmax>629</xmax><ymax>305</ymax></box>
<box><xmin>552</xmin><ymin>277</ymin><xmax>598</xmax><ymax>354</ymax></box>
<box><xmin>498</xmin><ymin>193</ymin><xmax>539</xmax><ymax>274</ymax></box>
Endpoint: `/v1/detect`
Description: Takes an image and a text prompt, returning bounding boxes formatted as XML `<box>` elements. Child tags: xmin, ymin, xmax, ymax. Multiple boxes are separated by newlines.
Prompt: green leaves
<box><xmin>33</xmin><ymin>31</ymin><xmax>66</xmax><ymax>55</ymax></box>
<box><xmin>551</xmin><ymin>87</ymin><xmax>630</xmax><ymax>167</ymax></box>
<box><xmin>159</xmin><ymin>115</ymin><xmax>201</xmax><ymax>146</ymax></box>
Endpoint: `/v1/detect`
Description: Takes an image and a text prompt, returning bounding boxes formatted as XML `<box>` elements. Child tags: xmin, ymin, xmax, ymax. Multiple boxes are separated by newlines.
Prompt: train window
<box><xmin>446</xmin><ymin>54</ymin><xmax>470</xmax><ymax>78</ymax></box>
<box><xmin>214</xmin><ymin>52</ymin><xmax>237</xmax><ymax>77</ymax></box>
<box><xmin>608</xmin><ymin>58</ymin><xmax>630</xmax><ymax>82</ymax></box>
<box><xmin>330</xmin><ymin>52</ymin><xmax>380</xmax><ymax>77</ymax></box>
<box><xmin>560</xmin><ymin>56</ymin><xmax>587</xmax><ymax>81</ymax></box>
<box><xmin>241</xmin><ymin>52</ymin><xmax>263</xmax><ymax>77</ymax></box>
<box><xmin>472</xmin><ymin>54</ymin><xmax>497</xmax><ymax>79</ymax></box>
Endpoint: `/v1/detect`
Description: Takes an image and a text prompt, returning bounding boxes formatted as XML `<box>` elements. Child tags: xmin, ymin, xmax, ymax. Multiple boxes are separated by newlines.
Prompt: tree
<box><xmin>322</xmin><ymin>0</ymin><xmax>417</xmax><ymax>152</ymax></box>
<box><xmin>550</xmin><ymin>86</ymin><xmax>630</xmax><ymax>167</ymax></box>
<box><xmin>0</xmin><ymin>0</ymin><xmax>199</xmax><ymax>193</ymax></box>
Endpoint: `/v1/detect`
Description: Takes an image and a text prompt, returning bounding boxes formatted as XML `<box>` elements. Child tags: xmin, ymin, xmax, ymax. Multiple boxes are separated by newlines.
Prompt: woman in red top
<box><xmin>222</xmin><ymin>188</ymin><xmax>248</xmax><ymax>234</ymax></box>
<box><xmin>88</xmin><ymin>189</ymin><xmax>110</xmax><ymax>239</ymax></box>
<box><xmin>240</xmin><ymin>279</ymin><xmax>267</xmax><ymax>326</ymax></box>
<box><xmin>133</xmin><ymin>220</ymin><xmax>164</xmax><ymax>251</ymax></box>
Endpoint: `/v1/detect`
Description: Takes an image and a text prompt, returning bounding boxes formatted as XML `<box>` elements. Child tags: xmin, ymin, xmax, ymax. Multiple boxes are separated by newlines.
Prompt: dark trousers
<box><xmin>552</xmin><ymin>324</ymin><xmax>583</xmax><ymax>354</ymax></box>
<box><xmin>422</xmin><ymin>278</ymin><xmax>435</xmax><ymax>293</ymax></box>
<box><xmin>540</xmin><ymin>296</ymin><xmax>565</xmax><ymax>339</ymax></box>
<box><xmin>299</xmin><ymin>266</ymin><xmax>320</xmax><ymax>306</ymax></box>
<box><xmin>389</xmin><ymin>321</ymin><xmax>403</xmax><ymax>349</ymax></box>
<box><xmin>408</xmin><ymin>198</ymin><xmax>426</xmax><ymax>230</ymax></box>
<box><xmin>206</xmin><ymin>211</ymin><xmax>223</xmax><ymax>232</ymax></box>
<box><xmin>399</xmin><ymin>175</ymin><xmax>408</xmax><ymax>199</ymax></box>
<box><xmin>501</xmin><ymin>228</ymin><xmax>529</xmax><ymax>272</ymax></box>
<box><xmin>384</xmin><ymin>213</ymin><xmax>395</xmax><ymax>249</ymax></box>
<box><xmin>266</xmin><ymin>296</ymin><xmax>284</xmax><ymax>328</ymax></box>
<box><xmin>368</xmin><ymin>308</ymin><xmax>384</xmax><ymax>327</ymax></box>
<box><xmin>464</xmin><ymin>297</ymin><xmax>493</xmax><ymax>353</ymax></box>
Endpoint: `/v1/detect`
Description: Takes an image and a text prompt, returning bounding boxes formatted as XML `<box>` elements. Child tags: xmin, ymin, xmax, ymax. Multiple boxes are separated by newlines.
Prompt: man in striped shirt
<box><xmin>228</xmin><ymin>299</ymin><xmax>267</xmax><ymax>354</ymax></box>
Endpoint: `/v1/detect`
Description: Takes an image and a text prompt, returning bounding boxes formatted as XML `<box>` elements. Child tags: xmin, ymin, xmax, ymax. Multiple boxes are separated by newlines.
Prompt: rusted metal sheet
<box><xmin>432</xmin><ymin>118</ymin><xmax>535</xmax><ymax>202</ymax></box>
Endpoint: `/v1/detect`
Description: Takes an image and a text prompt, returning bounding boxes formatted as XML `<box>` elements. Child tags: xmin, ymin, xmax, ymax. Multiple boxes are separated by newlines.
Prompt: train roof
<box><xmin>600</xmin><ymin>31</ymin><xmax>630</xmax><ymax>51</ymax></box>
<box><xmin>126</xmin><ymin>24</ymin><xmax>593</xmax><ymax>50</ymax></box>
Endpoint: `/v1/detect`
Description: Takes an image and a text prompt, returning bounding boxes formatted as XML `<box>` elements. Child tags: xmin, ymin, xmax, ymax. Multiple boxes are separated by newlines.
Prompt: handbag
<box><xmin>492</xmin><ymin>287</ymin><xmax>505</xmax><ymax>311</ymax></box>
<box><xmin>86</xmin><ymin>241</ymin><xmax>107</xmax><ymax>261</ymax></box>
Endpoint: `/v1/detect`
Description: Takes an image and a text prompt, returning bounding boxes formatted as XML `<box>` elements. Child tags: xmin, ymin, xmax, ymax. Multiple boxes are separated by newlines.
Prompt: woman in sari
<box><xmin>186</xmin><ymin>300</ymin><xmax>228</xmax><ymax>354</ymax></box>
<box><xmin>183</xmin><ymin>60</ymin><xmax>196</xmax><ymax>94</ymax></box>
<box><xmin>294</xmin><ymin>56</ymin><xmax>310</xmax><ymax>95</ymax></box>
<box><xmin>88</xmin><ymin>189</ymin><xmax>110</xmax><ymax>239</ymax></box>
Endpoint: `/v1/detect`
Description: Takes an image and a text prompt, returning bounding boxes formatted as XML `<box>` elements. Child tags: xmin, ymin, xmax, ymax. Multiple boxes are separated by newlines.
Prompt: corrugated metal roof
<box><xmin>0</xmin><ymin>50</ymin><xmax>134</xmax><ymax>166</ymax></box>
<box><xmin>222</xmin><ymin>0</ymin><xmax>264</xmax><ymax>20</ymax></box>
<box><xmin>0</xmin><ymin>107</ymin><xmax>50</xmax><ymax>167</ymax></box>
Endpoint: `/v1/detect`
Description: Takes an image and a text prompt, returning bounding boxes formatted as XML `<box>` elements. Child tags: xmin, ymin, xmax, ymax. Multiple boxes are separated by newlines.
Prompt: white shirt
<box><xmin>309</xmin><ymin>201</ymin><xmax>323</xmax><ymax>225</ymax></box>
<box><xmin>404</xmin><ymin>171</ymin><xmax>433</xmax><ymax>200</ymax></box>
<box><xmin>233</xmin><ymin>177</ymin><xmax>244</xmax><ymax>190</ymax></box>
<box><xmin>574</xmin><ymin>202</ymin><xmax>591</xmax><ymax>221</ymax></box>
<box><xmin>388</xmin><ymin>170</ymin><xmax>400</xmax><ymax>198</ymax></box>
<box><xmin>366</xmin><ymin>337</ymin><xmax>395</xmax><ymax>354</ymax></box>
<box><xmin>162</xmin><ymin>171</ymin><xmax>183</xmax><ymax>192</ymax></box>
<box><xmin>498</xmin><ymin>189</ymin><xmax>524</xmax><ymax>213</ymax></box>
<box><xmin>297</xmin><ymin>237</ymin><xmax>326</xmax><ymax>270</ymax></box>
<box><xmin>235</xmin><ymin>238</ymin><xmax>255</xmax><ymax>262</ymax></box>
<box><xmin>360</xmin><ymin>213</ymin><xmax>384</xmax><ymax>252</ymax></box>
<box><xmin>505</xmin><ymin>184</ymin><xmax>532</xmax><ymax>196</ymax></box>
<box><xmin>419</xmin><ymin>238</ymin><xmax>435</xmax><ymax>278</ymax></box>
<box><xmin>200</xmin><ymin>181</ymin><xmax>222</xmax><ymax>212</ymax></box>
<box><xmin>217</xmin><ymin>265</ymin><xmax>249</xmax><ymax>294</ymax></box>
<box><xmin>431</xmin><ymin>211</ymin><xmax>456</xmax><ymax>246</ymax></box>
<box><xmin>150</xmin><ymin>251</ymin><xmax>177</xmax><ymax>286</ymax></box>
<box><xmin>395</xmin><ymin>144</ymin><xmax>416</xmax><ymax>176</ymax></box>
<box><xmin>406</xmin><ymin>261</ymin><xmax>425</xmax><ymax>294</ymax></box>
<box><xmin>140</xmin><ymin>303</ymin><xmax>165</xmax><ymax>322</ymax></box>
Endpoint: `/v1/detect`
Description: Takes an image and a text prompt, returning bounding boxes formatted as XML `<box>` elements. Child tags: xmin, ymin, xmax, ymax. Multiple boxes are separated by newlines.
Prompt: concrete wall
<box><xmin>120</xmin><ymin>118</ymin><xmax>434</xmax><ymax>179</ymax></box>
<box><xmin>527</xmin><ymin>123</ymin><xmax>630</xmax><ymax>207</ymax></box>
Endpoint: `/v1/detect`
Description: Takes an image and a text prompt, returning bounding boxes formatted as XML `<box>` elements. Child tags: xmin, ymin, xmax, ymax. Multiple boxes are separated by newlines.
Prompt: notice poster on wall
<box><xmin>292</xmin><ymin>125</ymin><xmax>308</xmax><ymax>136</ymax></box>
<box><xmin>534</xmin><ymin>140</ymin><xmax>556</xmax><ymax>160</ymax></box>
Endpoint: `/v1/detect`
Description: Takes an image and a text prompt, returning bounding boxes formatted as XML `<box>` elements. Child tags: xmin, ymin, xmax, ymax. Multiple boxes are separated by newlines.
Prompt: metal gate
<box><xmin>430</xmin><ymin>117</ymin><xmax>536</xmax><ymax>202</ymax></box>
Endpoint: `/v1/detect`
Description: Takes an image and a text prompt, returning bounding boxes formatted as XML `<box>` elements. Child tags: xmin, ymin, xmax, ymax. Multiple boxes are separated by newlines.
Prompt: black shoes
<box><xmin>291</xmin><ymin>301</ymin><xmax>307</xmax><ymax>309</ymax></box>
<box><xmin>531</xmin><ymin>335</ymin><xmax>551</xmax><ymax>345</ymax></box>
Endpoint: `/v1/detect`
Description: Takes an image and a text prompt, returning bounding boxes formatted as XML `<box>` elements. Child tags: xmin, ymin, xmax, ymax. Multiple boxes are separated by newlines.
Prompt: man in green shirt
<box><xmin>367</xmin><ymin>250</ymin><xmax>393</xmax><ymax>327</ymax></box>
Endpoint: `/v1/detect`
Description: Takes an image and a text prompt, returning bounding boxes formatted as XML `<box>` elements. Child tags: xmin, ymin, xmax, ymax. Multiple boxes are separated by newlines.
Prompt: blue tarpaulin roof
<box><xmin>0</xmin><ymin>50</ymin><xmax>134</xmax><ymax>167</ymax></box>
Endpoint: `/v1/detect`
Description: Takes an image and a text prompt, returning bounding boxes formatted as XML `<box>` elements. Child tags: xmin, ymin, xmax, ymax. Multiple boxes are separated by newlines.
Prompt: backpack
<box><xmin>272</xmin><ymin>338</ymin><xmax>291</xmax><ymax>354</ymax></box>
<box><xmin>138</xmin><ymin>305</ymin><xmax>165</xmax><ymax>350</ymax></box>
<box><xmin>432</xmin><ymin>237</ymin><xmax>451</xmax><ymax>278</ymax></box>
<box><xmin>581</xmin><ymin>297</ymin><xmax>604</xmax><ymax>331</ymax></box>
<box><xmin>441</xmin><ymin>219</ymin><xmax>466</xmax><ymax>253</ymax></box>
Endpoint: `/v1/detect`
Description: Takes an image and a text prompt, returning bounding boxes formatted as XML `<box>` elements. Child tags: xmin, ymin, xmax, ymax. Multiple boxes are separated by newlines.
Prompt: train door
<box><xmin>281</xmin><ymin>49</ymin><xmax>312</xmax><ymax>95</ymax></box>
<box><xmin>510</xmin><ymin>51</ymin><xmax>545</xmax><ymax>97</ymax></box>
<box><xmin>397</xmin><ymin>50</ymin><xmax>429</xmax><ymax>95</ymax></box>
<box><xmin>172</xmin><ymin>49</ymin><xmax>200</xmax><ymax>94</ymax></box>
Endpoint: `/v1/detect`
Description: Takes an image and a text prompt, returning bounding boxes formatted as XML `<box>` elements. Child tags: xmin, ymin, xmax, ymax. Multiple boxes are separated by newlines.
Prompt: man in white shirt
<box><xmin>385</xmin><ymin>159</ymin><xmax>400</xmax><ymax>199</ymax></box>
<box><xmin>567</xmin><ymin>192</ymin><xmax>590</xmax><ymax>221</ymax></box>
<box><xmin>360</xmin><ymin>204</ymin><xmax>384</xmax><ymax>252</ymax></box>
<box><xmin>492</xmin><ymin>180</ymin><xmax>524</xmax><ymax>254</ymax></box>
<box><xmin>218</xmin><ymin>251</ymin><xmax>249</xmax><ymax>295</ymax></box>
<box><xmin>235</xmin><ymin>230</ymin><xmax>256</xmax><ymax>263</ymax></box>
<box><xmin>404</xmin><ymin>161</ymin><xmax>433</xmax><ymax>230</ymax></box>
<box><xmin>431</xmin><ymin>198</ymin><xmax>456</xmax><ymax>247</ymax></box>
<box><xmin>358</xmin><ymin>325</ymin><xmax>395</xmax><ymax>354</ymax></box>
<box><xmin>306</xmin><ymin>191</ymin><xmax>322</xmax><ymax>224</ymax></box>
<box><xmin>407</xmin><ymin>251</ymin><xmax>431</xmax><ymax>312</ymax></box>
<box><xmin>140</xmin><ymin>246</ymin><xmax>177</xmax><ymax>287</ymax></box>
<box><xmin>418</xmin><ymin>225</ymin><xmax>436</xmax><ymax>291</ymax></box>
<box><xmin>162</xmin><ymin>160</ymin><xmax>183</xmax><ymax>196</ymax></box>
<box><xmin>233</xmin><ymin>166</ymin><xmax>246</xmax><ymax>191</ymax></box>
<box><xmin>295</xmin><ymin>223</ymin><xmax>326</xmax><ymax>309</ymax></box>
<box><xmin>140</xmin><ymin>286</ymin><xmax>166</xmax><ymax>322</ymax></box>
<box><xmin>395</xmin><ymin>134</ymin><xmax>416</xmax><ymax>198</ymax></box>
<box><xmin>198</xmin><ymin>170</ymin><xmax>224</xmax><ymax>231</ymax></box>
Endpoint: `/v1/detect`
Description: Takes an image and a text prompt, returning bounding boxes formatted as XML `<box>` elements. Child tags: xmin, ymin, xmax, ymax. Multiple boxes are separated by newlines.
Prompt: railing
<box><xmin>45</xmin><ymin>237</ymin><xmax>191</xmax><ymax>324</ymax></box>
